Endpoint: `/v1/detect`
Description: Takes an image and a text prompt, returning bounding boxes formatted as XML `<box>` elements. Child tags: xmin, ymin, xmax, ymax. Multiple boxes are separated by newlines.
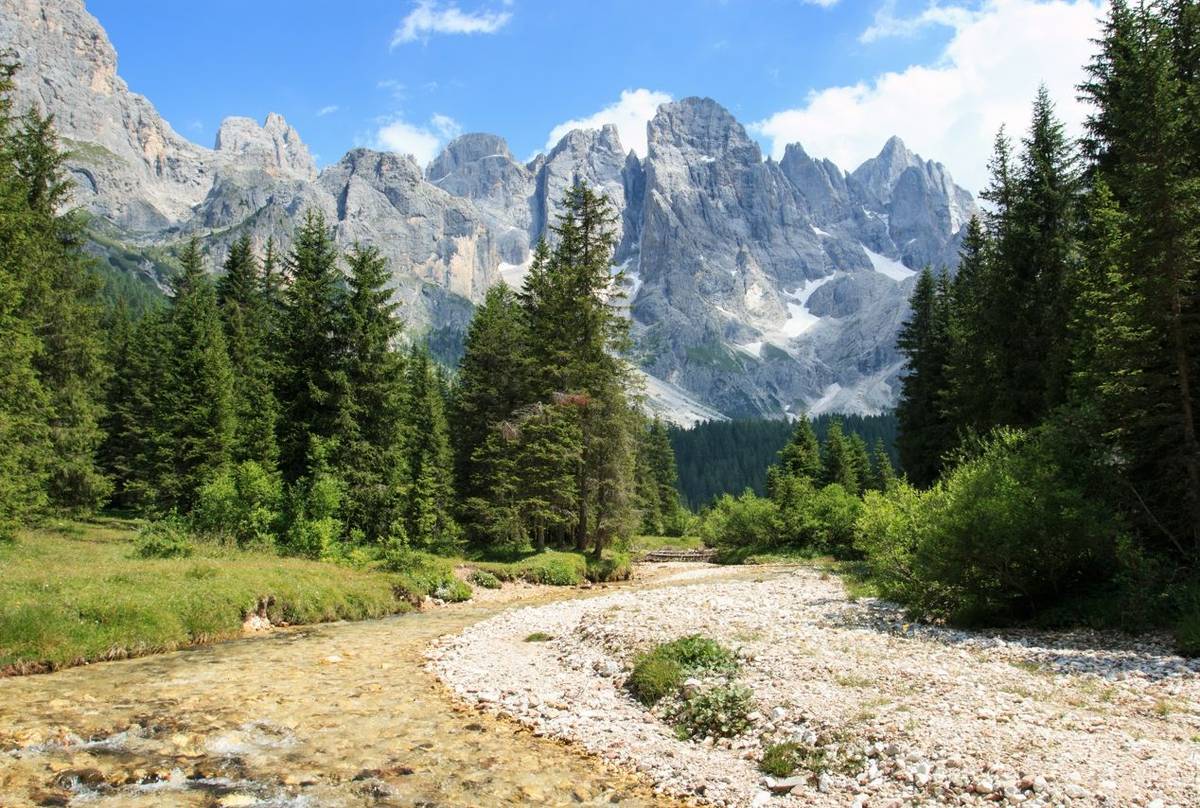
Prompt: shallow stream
<box><xmin>0</xmin><ymin>588</ymin><xmax>682</xmax><ymax>807</ymax></box>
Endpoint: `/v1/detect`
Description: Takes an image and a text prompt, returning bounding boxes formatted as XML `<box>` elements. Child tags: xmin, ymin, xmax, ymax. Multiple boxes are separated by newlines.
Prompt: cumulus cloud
<box><xmin>375</xmin><ymin>113</ymin><xmax>462</xmax><ymax>165</ymax></box>
<box><xmin>544</xmin><ymin>89</ymin><xmax>672</xmax><ymax>158</ymax></box>
<box><xmin>751</xmin><ymin>0</ymin><xmax>1105</xmax><ymax>192</ymax></box>
<box><xmin>391</xmin><ymin>0</ymin><xmax>512</xmax><ymax>46</ymax></box>
<box><xmin>316</xmin><ymin>105</ymin><xmax>339</xmax><ymax>117</ymax></box>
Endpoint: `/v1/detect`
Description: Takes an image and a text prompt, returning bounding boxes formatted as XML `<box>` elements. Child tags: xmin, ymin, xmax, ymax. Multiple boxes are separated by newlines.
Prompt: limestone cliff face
<box><xmin>1</xmin><ymin>0</ymin><xmax>978</xmax><ymax>420</ymax></box>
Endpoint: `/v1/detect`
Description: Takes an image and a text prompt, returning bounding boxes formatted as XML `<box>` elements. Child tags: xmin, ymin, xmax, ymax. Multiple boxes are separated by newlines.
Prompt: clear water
<box><xmin>0</xmin><ymin>595</ymin><xmax>680</xmax><ymax>807</ymax></box>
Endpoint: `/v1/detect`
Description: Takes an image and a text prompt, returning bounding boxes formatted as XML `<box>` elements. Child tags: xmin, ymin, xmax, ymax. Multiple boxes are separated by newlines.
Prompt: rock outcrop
<box><xmin>0</xmin><ymin>0</ymin><xmax>978</xmax><ymax>421</ymax></box>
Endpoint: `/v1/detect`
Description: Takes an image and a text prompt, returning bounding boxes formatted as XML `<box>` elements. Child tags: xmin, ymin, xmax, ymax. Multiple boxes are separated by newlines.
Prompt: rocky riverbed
<box><xmin>428</xmin><ymin>565</ymin><xmax>1200</xmax><ymax>807</ymax></box>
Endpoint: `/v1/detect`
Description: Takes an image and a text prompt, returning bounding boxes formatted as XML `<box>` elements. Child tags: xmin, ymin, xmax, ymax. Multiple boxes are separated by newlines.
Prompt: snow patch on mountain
<box><xmin>862</xmin><ymin>247</ymin><xmax>916</xmax><ymax>281</ymax></box>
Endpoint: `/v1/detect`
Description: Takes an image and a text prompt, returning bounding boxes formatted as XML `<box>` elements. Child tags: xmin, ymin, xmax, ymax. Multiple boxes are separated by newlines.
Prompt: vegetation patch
<box><xmin>627</xmin><ymin>634</ymin><xmax>739</xmax><ymax>706</ymax></box>
<box><xmin>469</xmin><ymin>569</ymin><xmax>502</xmax><ymax>589</ymax></box>
<box><xmin>0</xmin><ymin>520</ymin><xmax>411</xmax><ymax>674</ymax></box>
<box><xmin>133</xmin><ymin>518</ymin><xmax>194</xmax><ymax>559</ymax></box>
<box><xmin>670</xmin><ymin>683</ymin><xmax>754</xmax><ymax>739</ymax></box>
<box><xmin>759</xmin><ymin>742</ymin><xmax>808</xmax><ymax>777</ymax></box>
<box><xmin>524</xmin><ymin>632</ymin><xmax>553</xmax><ymax>642</ymax></box>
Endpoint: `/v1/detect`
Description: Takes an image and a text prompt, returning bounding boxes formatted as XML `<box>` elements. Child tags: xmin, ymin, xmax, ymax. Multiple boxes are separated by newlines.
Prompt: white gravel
<box><xmin>427</xmin><ymin>565</ymin><xmax>1200</xmax><ymax>807</ymax></box>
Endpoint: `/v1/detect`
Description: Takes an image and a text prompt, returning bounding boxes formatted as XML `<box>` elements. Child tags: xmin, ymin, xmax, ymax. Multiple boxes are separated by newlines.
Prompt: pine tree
<box><xmin>1078</xmin><ymin>0</ymin><xmax>1200</xmax><ymax>555</ymax></box>
<box><xmin>847</xmin><ymin>434</ymin><xmax>872</xmax><ymax>496</ymax></box>
<box><xmin>869</xmin><ymin>438</ymin><xmax>898</xmax><ymax>491</ymax></box>
<box><xmin>450</xmin><ymin>282</ymin><xmax>530</xmax><ymax>523</ymax></box>
<box><xmin>403</xmin><ymin>345</ymin><xmax>459</xmax><ymax>550</ymax></box>
<box><xmin>520</xmin><ymin>183</ymin><xmax>636</xmax><ymax>555</ymax></box>
<box><xmin>337</xmin><ymin>244</ymin><xmax>409</xmax><ymax>543</ymax></box>
<box><xmin>278</xmin><ymin>210</ymin><xmax>348</xmax><ymax>483</ymax></box>
<box><xmin>896</xmin><ymin>269</ymin><xmax>953</xmax><ymax>486</ymax></box>
<box><xmin>942</xmin><ymin>216</ymin><xmax>997</xmax><ymax>437</ymax></box>
<box><xmin>217</xmin><ymin>234</ymin><xmax>279</xmax><ymax>468</ymax></box>
<box><xmin>156</xmin><ymin>238</ymin><xmax>236</xmax><ymax>510</ymax></box>
<box><xmin>773</xmin><ymin>415</ymin><xmax>822</xmax><ymax>486</ymax></box>
<box><xmin>645</xmin><ymin>418</ymin><xmax>684</xmax><ymax>532</ymax></box>
<box><xmin>820</xmin><ymin>419</ymin><xmax>859</xmax><ymax>492</ymax></box>
<box><xmin>10</xmin><ymin>105</ymin><xmax>111</xmax><ymax>512</ymax></box>
<box><xmin>515</xmin><ymin>399</ymin><xmax>583</xmax><ymax>551</ymax></box>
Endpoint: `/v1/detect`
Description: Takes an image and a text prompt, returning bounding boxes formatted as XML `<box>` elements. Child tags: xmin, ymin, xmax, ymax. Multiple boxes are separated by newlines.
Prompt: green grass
<box><xmin>630</xmin><ymin>535</ymin><xmax>705</xmax><ymax>553</ymax></box>
<box><xmin>473</xmin><ymin>548</ymin><xmax>632</xmax><ymax>585</ymax></box>
<box><xmin>524</xmin><ymin>632</ymin><xmax>553</xmax><ymax>642</ymax></box>
<box><xmin>0</xmin><ymin>518</ymin><xmax>413</xmax><ymax>674</ymax></box>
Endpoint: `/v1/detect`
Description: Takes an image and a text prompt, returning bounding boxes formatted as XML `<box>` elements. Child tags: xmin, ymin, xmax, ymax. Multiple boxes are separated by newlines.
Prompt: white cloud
<box><xmin>374</xmin><ymin>113</ymin><xmax>463</xmax><ymax>165</ymax></box>
<box><xmin>751</xmin><ymin>0</ymin><xmax>1105</xmax><ymax>192</ymax></box>
<box><xmin>316</xmin><ymin>105</ymin><xmax>339</xmax><ymax>117</ymax></box>
<box><xmin>391</xmin><ymin>1</ymin><xmax>512</xmax><ymax>46</ymax></box>
<box><xmin>803</xmin><ymin>0</ymin><xmax>843</xmax><ymax>7</ymax></box>
<box><xmin>544</xmin><ymin>89</ymin><xmax>672</xmax><ymax>158</ymax></box>
<box><xmin>430</xmin><ymin>113</ymin><xmax>462</xmax><ymax>139</ymax></box>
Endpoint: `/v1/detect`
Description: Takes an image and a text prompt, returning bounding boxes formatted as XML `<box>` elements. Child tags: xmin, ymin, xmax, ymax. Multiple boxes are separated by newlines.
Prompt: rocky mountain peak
<box><xmin>214</xmin><ymin>113</ymin><xmax>317</xmax><ymax>181</ymax></box>
<box><xmin>648</xmin><ymin>97</ymin><xmax>760</xmax><ymax>164</ymax></box>
<box><xmin>427</xmin><ymin>133</ymin><xmax>516</xmax><ymax>182</ymax></box>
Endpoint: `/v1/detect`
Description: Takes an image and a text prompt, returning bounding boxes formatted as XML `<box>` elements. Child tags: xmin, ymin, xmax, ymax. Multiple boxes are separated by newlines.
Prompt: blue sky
<box><xmin>86</xmin><ymin>0</ymin><xmax>1107</xmax><ymax>191</ymax></box>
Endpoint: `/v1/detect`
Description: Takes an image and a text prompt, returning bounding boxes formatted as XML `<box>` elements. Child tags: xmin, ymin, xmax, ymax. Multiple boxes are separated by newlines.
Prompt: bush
<box><xmin>699</xmin><ymin>491</ymin><xmax>779</xmax><ymax>551</ymax></box>
<box><xmin>470</xmin><ymin>569</ymin><xmax>502</xmax><ymax>589</ymax></box>
<box><xmin>628</xmin><ymin>653</ymin><xmax>684</xmax><ymax>706</ymax></box>
<box><xmin>518</xmin><ymin>552</ymin><xmax>586</xmax><ymax>586</ymax></box>
<box><xmin>773</xmin><ymin>478</ymin><xmax>862</xmax><ymax>557</ymax></box>
<box><xmin>855</xmin><ymin>427</ymin><xmax>1122</xmax><ymax>624</ymax></box>
<box><xmin>627</xmin><ymin>635</ymin><xmax>739</xmax><ymax>706</ymax></box>
<box><xmin>283</xmin><ymin>467</ymin><xmax>344</xmax><ymax>560</ymax></box>
<box><xmin>587</xmin><ymin>550</ymin><xmax>632</xmax><ymax>582</ymax></box>
<box><xmin>192</xmin><ymin>461</ymin><xmax>282</xmax><ymax>548</ymax></box>
<box><xmin>433</xmin><ymin>578</ymin><xmax>473</xmax><ymax>603</ymax></box>
<box><xmin>525</xmin><ymin>632</ymin><xmax>553</xmax><ymax>642</ymax></box>
<box><xmin>671</xmin><ymin>684</ymin><xmax>754</xmax><ymax>739</ymax></box>
<box><xmin>134</xmin><ymin>518</ymin><xmax>194</xmax><ymax>559</ymax></box>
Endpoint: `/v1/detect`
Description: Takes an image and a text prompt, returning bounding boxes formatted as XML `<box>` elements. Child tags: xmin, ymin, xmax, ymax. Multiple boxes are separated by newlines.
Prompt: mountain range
<box><xmin>0</xmin><ymin>0</ymin><xmax>977</xmax><ymax>424</ymax></box>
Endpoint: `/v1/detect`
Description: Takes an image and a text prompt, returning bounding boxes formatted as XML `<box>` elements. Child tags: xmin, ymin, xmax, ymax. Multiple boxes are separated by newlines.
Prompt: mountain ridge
<box><xmin>0</xmin><ymin>0</ymin><xmax>977</xmax><ymax>424</ymax></box>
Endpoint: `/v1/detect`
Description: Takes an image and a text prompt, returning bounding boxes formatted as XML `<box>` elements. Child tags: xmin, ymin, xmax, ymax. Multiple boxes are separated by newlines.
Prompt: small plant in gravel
<box><xmin>628</xmin><ymin>654</ymin><xmax>684</xmax><ymax>706</ymax></box>
<box><xmin>470</xmin><ymin>569</ymin><xmax>501</xmax><ymax>589</ymax></box>
<box><xmin>627</xmin><ymin>634</ymin><xmax>739</xmax><ymax>706</ymax></box>
<box><xmin>524</xmin><ymin>632</ymin><xmax>553</xmax><ymax>642</ymax></box>
<box><xmin>759</xmin><ymin>742</ymin><xmax>807</xmax><ymax>777</ymax></box>
<box><xmin>670</xmin><ymin>683</ymin><xmax>754</xmax><ymax>739</ymax></box>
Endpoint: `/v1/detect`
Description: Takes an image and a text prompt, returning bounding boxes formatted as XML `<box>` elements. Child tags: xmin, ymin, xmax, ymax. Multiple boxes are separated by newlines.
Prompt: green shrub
<box><xmin>627</xmin><ymin>635</ymin><xmax>739</xmax><ymax>706</ymax></box>
<box><xmin>524</xmin><ymin>631</ymin><xmax>553</xmax><ymax>642</ymax></box>
<box><xmin>671</xmin><ymin>684</ymin><xmax>754</xmax><ymax>739</ymax></box>
<box><xmin>773</xmin><ymin>478</ymin><xmax>862</xmax><ymax>557</ymax></box>
<box><xmin>855</xmin><ymin>427</ymin><xmax>1122</xmax><ymax>624</ymax></box>
<box><xmin>470</xmin><ymin>569</ymin><xmax>502</xmax><ymax>589</ymax></box>
<box><xmin>587</xmin><ymin>550</ymin><xmax>632</xmax><ymax>582</ymax></box>
<box><xmin>434</xmin><ymin>578</ymin><xmax>473</xmax><ymax>603</ymax></box>
<box><xmin>699</xmin><ymin>491</ymin><xmax>779</xmax><ymax>551</ymax></box>
<box><xmin>283</xmin><ymin>466</ymin><xmax>344</xmax><ymax>560</ymax></box>
<box><xmin>385</xmin><ymin>548</ymin><xmax>461</xmax><ymax>601</ymax></box>
<box><xmin>134</xmin><ymin>518</ymin><xmax>194</xmax><ymax>559</ymax></box>
<box><xmin>192</xmin><ymin>461</ymin><xmax>282</xmax><ymax>548</ymax></box>
<box><xmin>1175</xmin><ymin>612</ymin><xmax>1200</xmax><ymax>657</ymax></box>
<box><xmin>628</xmin><ymin>653</ymin><xmax>684</xmax><ymax>706</ymax></box>
<box><xmin>759</xmin><ymin>742</ymin><xmax>804</xmax><ymax>777</ymax></box>
<box><xmin>518</xmin><ymin>552</ymin><xmax>586</xmax><ymax>586</ymax></box>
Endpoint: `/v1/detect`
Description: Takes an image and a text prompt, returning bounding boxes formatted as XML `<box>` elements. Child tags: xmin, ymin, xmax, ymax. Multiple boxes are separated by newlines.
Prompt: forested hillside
<box><xmin>669</xmin><ymin>414</ymin><xmax>897</xmax><ymax>508</ymax></box>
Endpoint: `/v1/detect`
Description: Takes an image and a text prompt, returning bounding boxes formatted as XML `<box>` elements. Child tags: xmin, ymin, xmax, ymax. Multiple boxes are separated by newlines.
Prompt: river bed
<box><xmin>0</xmin><ymin>580</ymin><xmax>688</xmax><ymax>807</ymax></box>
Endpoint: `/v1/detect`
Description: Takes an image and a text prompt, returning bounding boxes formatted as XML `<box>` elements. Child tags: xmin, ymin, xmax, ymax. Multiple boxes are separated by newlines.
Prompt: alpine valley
<box><xmin>0</xmin><ymin>0</ymin><xmax>976</xmax><ymax>423</ymax></box>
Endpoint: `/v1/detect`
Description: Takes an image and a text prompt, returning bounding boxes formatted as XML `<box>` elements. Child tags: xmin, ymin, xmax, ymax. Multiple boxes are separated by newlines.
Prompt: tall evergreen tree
<box><xmin>773</xmin><ymin>415</ymin><xmax>822</xmax><ymax>485</ymax></box>
<box><xmin>869</xmin><ymin>437</ymin><xmax>898</xmax><ymax>491</ymax></box>
<box><xmin>217</xmin><ymin>234</ymin><xmax>279</xmax><ymax>467</ymax></box>
<box><xmin>896</xmin><ymin>268</ymin><xmax>953</xmax><ymax>486</ymax></box>
<box><xmin>450</xmin><ymin>282</ymin><xmax>530</xmax><ymax>520</ymax></box>
<box><xmin>277</xmin><ymin>210</ymin><xmax>348</xmax><ymax>483</ymax></box>
<box><xmin>157</xmin><ymin>239</ymin><xmax>236</xmax><ymax>510</ymax></box>
<box><xmin>820</xmin><ymin>419</ymin><xmax>859</xmax><ymax>492</ymax></box>
<box><xmin>403</xmin><ymin>344</ymin><xmax>459</xmax><ymax>549</ymax></box>
<box><xmin>336</xmin><ymin>244</ymin><xmax>409</xmax><ymax>543</ymax></box>
<box><xmin>11</xmin><ymin>105</ymin><xmax>110</xmax><ymax>512</ymax></box>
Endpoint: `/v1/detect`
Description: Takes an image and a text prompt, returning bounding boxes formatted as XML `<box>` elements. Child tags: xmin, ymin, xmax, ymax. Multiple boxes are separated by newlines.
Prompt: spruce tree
<box><xmin>403</xmin><ymin>345</ymin><xmax>459</xmax><ymax>550</ymax></box>
<box><xmin>217</xmin><ymin>234</ymin><xmax>279</xmax><ymax>468</ymax></box>
<box><xmin>450</xmin><ymin>282</ymin><xmax>530</xmax><ymax>524</ymax></box>
<box><xmin>337</xmin><ymin>244</ymin><xmax>409</xmax><ymax>543</ymax></box>
<box><xmin>515</xmin><ymin>399</ymin><xmax>583</xmax><ymax>551</ymax></box>
<box><xmin>278</xmin><ymin>210</ymin><xmax>348</xmax><ymax>483</ymax></box>
<box><xmin>820</xmin><ymin>419</ymin><xmax>859</xmax><ymax>492</ymax></box>
<box><xmin>896</xmin><ymin>269</ymin><xmax>952</xmax><ymax>486</ymax></box>
<box><xmin>774</xmin><ymin>415</ymin><xmax>822</xmax><ymax>483</ymax></box>
<box><xmin>847</xmin><ymin>434</ymin><xmax>872</xmax><ymax>496</ymax></box>
<box><xmin>157</xmin><ymin>238</ymin><xmax>236</xmax><ymax>510</ymax></box>
<box><xmin>869</xmin><ymin>438</ymin><xmax>898</xmax><ymax>491</ymax></box>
